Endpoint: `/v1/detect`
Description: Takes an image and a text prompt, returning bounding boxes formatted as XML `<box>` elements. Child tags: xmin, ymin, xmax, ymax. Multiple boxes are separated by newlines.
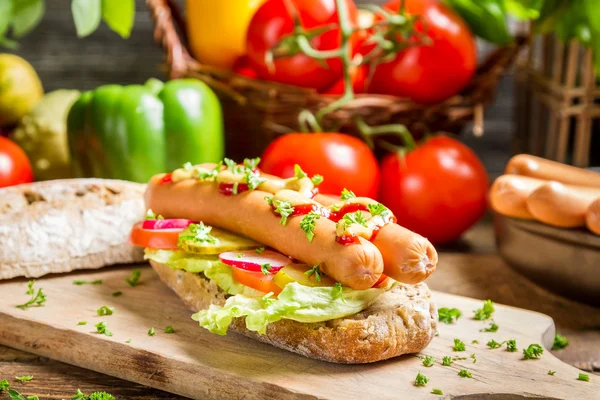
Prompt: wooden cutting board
<box><xmin>0</xmin><ymin>265</ymin><xmax>597</xmax><ymax>399</ymax></box>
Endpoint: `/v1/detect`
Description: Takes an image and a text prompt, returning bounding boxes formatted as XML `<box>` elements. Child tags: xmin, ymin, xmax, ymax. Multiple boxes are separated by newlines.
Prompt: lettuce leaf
<box><xmin>192</xmin><ymin>282</ymin><xmax>385</xmax><ymax>335</ymax></box>
<box><xmin>144</xmin><ymin>249</ymin><xmax>264</xmax><ymax>297</ymax></box>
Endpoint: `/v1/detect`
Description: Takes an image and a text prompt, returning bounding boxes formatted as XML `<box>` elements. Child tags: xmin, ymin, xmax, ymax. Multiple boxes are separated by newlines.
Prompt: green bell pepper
<box><xmin>67</xmin><ymin>78</ymin><xmax>224</xmax><ymax>183</ymax></box>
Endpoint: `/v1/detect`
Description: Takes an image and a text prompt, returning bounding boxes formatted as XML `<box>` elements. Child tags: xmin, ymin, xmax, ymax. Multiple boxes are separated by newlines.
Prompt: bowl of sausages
<box><xmin>490</xmin><ymin>155</ymin><xmax>600</xmax><ymax>306</ymax></box>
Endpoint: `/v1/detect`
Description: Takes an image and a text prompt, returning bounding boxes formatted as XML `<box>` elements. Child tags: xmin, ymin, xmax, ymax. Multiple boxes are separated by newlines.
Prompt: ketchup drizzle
<box><xmin>327</xmin><ymin>203</ymin><xmax>369</xmax><ymax>222</ymax></box>
<box><xmin>219</xmin><ymin>182</ymin><xmax>249</xmax><ymax>196</ymax></box>
<box><xmin>336</xmin><ymin>235</ymin><xmax>361</xmax><ymax>245</ymax></box>
<box><xmin>160</xmin><ymin>173</ymin><xmax>173</xmax><ymax>184</ymax></box>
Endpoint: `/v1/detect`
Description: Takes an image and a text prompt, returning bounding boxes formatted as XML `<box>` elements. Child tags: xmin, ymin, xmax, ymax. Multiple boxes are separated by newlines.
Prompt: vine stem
<box><xmin>354</xmin><ymin>117</ymin><xmax>416</xmax><ymax>151</ymax></box>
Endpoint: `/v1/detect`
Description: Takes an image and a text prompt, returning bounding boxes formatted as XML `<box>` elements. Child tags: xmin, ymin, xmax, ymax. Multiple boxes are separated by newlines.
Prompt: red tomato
<box><xmin>0</xmin><ymin>137</ymin><xmax>33</xmax><ymax>188</ymax></box>
<box><xmin>321</xmin><ymin>64</ymin><xmax>368</xmax><ymax>95</ymax></box>
<box><xmin>232</xmin><ymin>55</ymin><xmax>259</xmax><ymax>79</ymax></box>
<box><xmin>246</xmin><ymin>0</ymin><xmax>358</xmax><ymax>91</ymax></box>
<box><xmin>260</xmin><ymin>133</ymin><xmax>380</xmax><ymax>198</ymax></box>
<box><xmin>379</xmin><ymin>136</ymin><xmax>488</xmax><ymax>244</ymax></box>
<box><xmin>232</xmin><ymin>268</ymin><xmax>283</xmax><ymax>295</ymax></box>
<box><xmin>129</xmin><ymin>223</ymin><xmax>182</xmax><ymax>249</ymax></box>
<box><xmin>368</xmin><ymin>0</ymin><xmax>477</xmax><ymax>104</ymax></box>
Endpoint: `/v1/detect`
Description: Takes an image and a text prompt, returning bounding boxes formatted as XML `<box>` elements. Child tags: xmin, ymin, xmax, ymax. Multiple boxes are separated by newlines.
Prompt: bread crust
<box><xmin>0</xmin><ymin>179</ymin><xmax>146</xmax><ymax>279</ymax></box>
<box><xmin>150</xmin><ymin>260</ymin><xmax>438</xmax><ymax>364</ymax></box>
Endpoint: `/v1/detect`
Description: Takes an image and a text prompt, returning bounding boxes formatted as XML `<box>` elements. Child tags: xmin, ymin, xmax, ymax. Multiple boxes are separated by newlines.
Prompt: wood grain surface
<box><xmin>0</xmin><ymin>262</ymin><xmax>598</xmax><ymax>400</ymax></box>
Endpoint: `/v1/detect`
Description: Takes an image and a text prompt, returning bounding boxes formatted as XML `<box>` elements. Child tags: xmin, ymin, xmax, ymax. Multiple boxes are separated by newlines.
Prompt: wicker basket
<box><xmin>514</xmin><ymin>30</ymin><xmax>600</xmax><ymax>167</ymax></box>
<box><xmin>147</xmin><ymin>0</ymin><xmax>526</xmax><ymax>160</ymax></box>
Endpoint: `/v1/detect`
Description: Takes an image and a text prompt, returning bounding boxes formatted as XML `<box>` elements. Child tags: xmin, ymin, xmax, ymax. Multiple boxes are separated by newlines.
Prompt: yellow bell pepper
<box><xmin>186</xmin><ymin>0</ymin><xmax>266</xmax><ymax>69</ymax></box>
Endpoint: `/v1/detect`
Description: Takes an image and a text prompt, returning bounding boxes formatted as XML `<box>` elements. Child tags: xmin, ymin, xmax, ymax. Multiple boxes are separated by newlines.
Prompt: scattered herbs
<box><xmin>311</xmin><ymin>174</ymin><xmax>324</xmax><ymax>186</ymax></box>
<box><xmin>552</xmin><ymin>333</ymin><xmax>569</xmax><ymax>350</ymax></box>
<box><xmin>77</xmin><ymin>321</ymin><xmax>87</xmax><ymax>326</ymax></box>
<box><xmin>506</xmin><ymin>339</ymin><xmax>518</xmax><ymax>352</ymax></box>
<box><xmin>71</xmin><ymin>389</ymin><xmax>116</xmax><ymax>400</ymax></box>
<box><xmin>0</xmin><ymin>380</ymin><xmax>9</xmax><ymax>391</ymax></box>
<box><xmin>367</xmin><ymin>203</ymin><xmax>392</xmax><ymax>219</ymax></box>
<box><xmin>148</xmin><ymin>327</ymin><xmax>156</xmax><ymax>336</ymax></box>
<box><xmin>16</xmin><ymin>281</ymin><xmax>46</xmax><ymax>310</ymax></box>
<box><xmin>458</xmin><ymin>369</ymin><xmax>472</xmax><ymax>378</ymax></box>
<box><xmin>438</xmin><ymin>307</ymin><xmax>462</xmax><ymax>324</ymax></box>
<box><xmin>178</xmin><ymin>222</ymin><xmax>218</xmax><ymax>245</ymax></box>
<box><xmin>470</xmin><ymin>353</ymin><xmax>477</xmax><ymax>363</ymax></box>
<box><xmin>548</xmin><ymin>370</ymin><xmax>556</xmax><ymax>376</ymax></box>
<box><xmin>342</xmin><ymin>211</ymin><xmax>369</xmax><ymax>228</ymax></box>
<box><xmin>340</xmin><ymin>188</ymin><xmax>356</xmax><ymax>200</ymax></box>
<box><xmin>578</xmin><ymin>373</ymin><xmax>590</xmax><ymax>382</ymax></box>
<box><xmin>111</xmin><ymin>291</ymin><xmax>122</xmax><ymax>297</ymax></box>
<box><xmin>125</xmin><ymin>269</ymin><xmax>141</xmax><ymax>287</ymax></box>
<box><xmin>15</xmin><ymin>376</ymin><xmax>32</xmax><ymax>383</ymax></box>
<box><xmin>305</xmin><ymin>264</ymin><xmax>322</xmax><ymax>283</ymax></box>
<box><xmin>481</xmin><ymin>322</ymin><xmax>499</xmax><ymax>332</ymax></box>
<box><xmin>165</xmin><ymin>326</ymin><xmax>175</xmax><ymax>334</ymax></box>
<box><xmin>414</xmin><ymin>372</ymin><xmax>429</xmax><ymax>386</ymax></box>
<box><xmin>473</xmin><ymin>299</ymin><xmax>495</xmax><ymax>320</ymax></box>
<box><xmin>96</xmin><ymin>306</ymin><xmax>114</xmax><ymax>316</ymax></box>
<box><xmin>244</xmin><ymin>170</ymin><xmax>267</xmax><ymax>191</ymax></box>
<box><xmin>332</xmin><ymin>282</ymin><xmax>345</xmax><ymax>303</ymax></box>
<box><xmin>523</xmin><ymin>344</ymin><xmax>544</xmax><ymax>359</ymax></box>
<box><xmin>261</xmin><ymin>263</ymin><xmax>272</xmax><ymax>275</ymax></box>
<box><xmin>274</xmin><ymin>200</ymin><xmax>294</xmax><ymax>225</ymax></box>
<box><xmin>255</xmin><ymin>247</ymin><xmax>265</xmax><ymax>254</ymax></box>
<box><xmin>420</xmin><ymin>355</ymin><xmax>435</xmax><ymax>367</ymax></box>
<box><xmin>95</xmin><ymin>322</ymin><xmax>112</xmax><ymax>337</ymax></box>
<box><xmin>453</xmin><ymin>338</ymin><xmax>466</xmax><ymax>351</ymax></box>
<box><xmin>73</xmin><ymin>280</ymin><xmax>102</xmax><ymax>285</ymax></box>
<box><xmin>300</xmin><ymin>211</ymin><xmax>321</xmax><ymax>242</ymax></box>
<box><xmin>431</xmin><ymin>389</ymin><xmax>443</xmax><ymax>395</ymax></box>
<box><xmin>487</xmin><ymin>340</ymin><xmax>503</xmax><ymax>349</ymax></box>
<box><xmin>441</xmin><ymin>356</ymin><xmax>453</xmax><ymax>366</ymax></box>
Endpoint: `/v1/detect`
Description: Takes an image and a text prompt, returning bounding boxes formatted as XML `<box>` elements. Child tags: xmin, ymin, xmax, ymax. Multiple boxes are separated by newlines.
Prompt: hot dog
<box><xmin>489</xmin><ymin>175</ymin><xmax>545</xmax><ymax>219</ymax></box>
<box><xmin>586</xmin><ymin>198</ymin><xmax>600</xmax><ymax>235</ymax></box>
<box><xmin>526</xmin><ymin>182</ymin><xmax>600</xmax><ymax>228</ymax></box>
<box><xmin>506</xmin><ymin>154</ymin><xmax>600</xmax><ymax>188</ymax></box>
<box><xmin>145</xmin><ymin>173</ymin><xmax>384</xmax><ymax>290</ymax></box>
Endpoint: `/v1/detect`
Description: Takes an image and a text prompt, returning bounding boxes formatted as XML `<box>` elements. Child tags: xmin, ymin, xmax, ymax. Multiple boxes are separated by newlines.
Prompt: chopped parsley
<box><xmin>125</xmin><ymin>269</ymin><xmax>141</xmax><ymax>287</ymax></box>
<box><xmin>0</xmin><ymin>379</ymin><xmax>9</xmax><ymax>391</ymax></box>
<box><xmin>294</xmin><ymin>164</ymin><xmax>307</xmax><ymax>179</ymax></box>
<box><xmin>473</xmin><ymin>299</ymin><xmax>495</xmax><ymax>320</ymax></box>
<box><xmin>260</xmin><ymin>292</ymin><xmax>276</xmax><ymax>307</ymax></box>
<box><xmin>165</xmin><ymin>326</ymin><xmax>175</xmax><ymax>334</ymax></box>
<box><xmin>72</xmin><ymin>389</ymin><xmax>115</xmax><ymax>400</ymax></box>
<box><xmin>125</xmin><ymin>339</ymin><xmax>131</xmax><ymax>344</ymax></box>
<box><xmin>522</xmin><ymin>344</ymin><xmax>543</xmax><ymax>359</ymax></box>
<box><xmin>260</xmin><ymin>263</ymin><xmax>272</xmax><ymax>275</ymax></box>
<box><xmin>471</xmin><ymin>340</ymin><xmax>479</xmax><ymax>344</ymax></box>
<box><xmin>367</xmin><ymin>203</ymin><xmax>392</xmax><ymax>219</ymax></box>
<box><xmin>14</xmin><ymin>376</ymin><xmax>32</xmax><ymax>383</ymax></box>
<box><xmin>95</xmin><ymin>322</ymin><xmax>112</xmax><ymax>337</ymax></box>
<box><xmin>264</xmin><ymin>195</ymin><xmax>273</xmax><ymax>206</ymax></box>
<box><xmin>342</xmin><ymin>211</ymin><xmax>369</xmax><ymax>228</ymax></box>
<box><xmin>506</xmin><ymin>339</ymin><xmax>517</xmax><ymax>352</ymax></box>
<box><xmin>178</xmin><ymin>222</ymin><xmax>219</xmax><ymax>245</ymax></box>
<box><xmin>458</xmin><ymin>369</ymin><xmax>472</xmax><ymax>378</ymax></box>
<box><xmin>304</xmin><ymin>264</ymin><xmax>322</xmax><ymax>283</ymax></box>
<box><xmin>340</xmin><ymin>188</ymin><xmax>356</xmax><ymax>200</ymax></box>
<box><xmin>548</xmin><ymin>370</ymin><xmax>556</xmax><ymax>376</ymax></box>
<box><xmin>7</xmin><ymin>389</ymin><xmax>38</xmax><ymax>400</ymax></box>
<box><xmin>245</xmin><ymin>170</ymin><xmax>267</xmax><ymax>191</ymax></box>
<box><xmin>243</xmin><ymin>157</ymin><xmax>261</xmax><ymax>170</ymax></box>
<box><xmin>453</xmin><ymin>338</ymin><xmax>466</xmax><ymax>351</ymax></box>
<box><xmin>77</xmin><ymin>321</ymin><xmax>87</xmax><ymax>326</ymax></box>
<box><xmin>224</xmin><ymin>158</ymin><xmax>237</xmax><ymax>172</ymax></box>
<box><xmin>420</xmin><ymin>355</ymin><xmax>435</xmax><ymax>367</ymax></box>
<box><xmin>578</xmin><ymin>373</ymin><xmax>590</xmax><ymax>382</ymax></box>
<box><xmin>237</xmin><ymin>253</ymin><xmax>243</xmax><ymax>258</ymax></box>
<box><xmin>438</xmin><ymin>307</ymin><xmax>462</xmax><ymax>324</ymax></box>
<box><xmin>552</xmin><ymin>333</ymin><xmax>569</xmax><ymax>350</ymax></box>
<box><xmin>145</xmin><ymin>209</ymin><xmax>164</xmax><ymax>220</ymax></box>
<box><xmin>311</xmin><ymin>174</ymin><xmax>323</xmax><ymax>186</ymax></box>
<box><xmin>73</xmin><ymin>280</ymin><xmax>102</xmax><ymax>285</ymax></box>
<box><xmin>431</xmin><ymin>389</ymin><xmax>443</xmax><ymax>395</ymax></box>
<box><xmin>111</xmin><ymin>291</ymin><xmax>122</xmax><ymax>297</ymax></box>
<box><xmin>332</xmin><ymin>282</ymin><xmax>345</xmax><ymax>303</ymax></box>
<box><xmin>441</xmin><ymin>356</ymin><xmax>453</xmax><ymax>366</ymax></box>
<box><xmin>274</xmin><ymin>200</ymin><xmax>294</xmax><ymax>225</ymax></box>
<box><xmin>414</xmin><ymin>372</ymin><xmax>429</xmax><ymax>386</ymax></box>
<box><xmin>487</xmin><ymin>340</ymin><xmax>503</xmax><ymax>349</ymax></box>
<box><xmin>481</xmin><ymin>322</ymin><xmax>499</xmax><ymax>332</ymax></box>
<box><xmin>255</xmin><ymin>247</ymin><xmax>265</xmax><ymax>254</ymax></box>
<box><xmin>97</xmin><ymin>306</ymin><xmax>114</xmax><ymax>316</ymax></box>
<box><xmin>470</xmin><ymin>353</ymin><xmax>477</xmax><ymax>363</ymax></box>
<box><xmin>300</xmin><ymin>211</ymin><xmax>320</xmax><ymax>242</ymax></box>
<box><xmin>16</xmin><ymin>280</ymin><xmax>46</xmax><ymax>310</ymax></box>
<box><xmin>232</xmin><ymin>182</ymin><xmax>239</xmax><ymax>195</ymax></box>
<box><xmin>148</xmin><ymin>327</ymin><xmax>156</xmax><ymax>336</ymax></box>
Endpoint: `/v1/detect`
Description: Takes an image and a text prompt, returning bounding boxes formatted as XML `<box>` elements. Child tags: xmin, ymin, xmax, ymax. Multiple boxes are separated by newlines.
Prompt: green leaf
<box><xmin>504</xmin><ymin>0</ymin><xmax>542</xmax><ymax>20</ymax></box>
<box><xmin>71</xmin><ymin>0</ymin><xmax>101</xmax><ymax>38</ymax></box>
<box><xmin>443</xmin><ymin>0</ymin><xmax>512</xmax><ymax>45</ymax></box>
<box><xmin>101</xmin><ymin>0</ymin><xmax>134</xmax><ymax>39</ymax></box>
<box><xmin>11</xmin><ymin>0</ymin><xmax>45</xmax><ymax>38</ymax></box>
<box><xmin>584</xmin><ymin>0</ymin><xmax>600</xmax><ymax>33</ymax></box>
<box><xmin>535</xmin><ymin>0</ymin><xmax>571</xmax><ymax>34</ymax></box>
<box><xmin>0</xmin><ymin>0</ymin><xmax>13</xmax><ymax>38</ymax></box>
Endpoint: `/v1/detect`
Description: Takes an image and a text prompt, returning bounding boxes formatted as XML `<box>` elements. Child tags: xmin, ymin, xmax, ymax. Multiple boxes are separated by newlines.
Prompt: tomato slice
<box><xmin>129</xmin><ymin>222</ymin><xmax>181</xmax><ymax>249</ymax></box>
<box><xmin>231</xmin><ymin>268</ymin><xmax>282</xmax><ymax>295</ymax></box>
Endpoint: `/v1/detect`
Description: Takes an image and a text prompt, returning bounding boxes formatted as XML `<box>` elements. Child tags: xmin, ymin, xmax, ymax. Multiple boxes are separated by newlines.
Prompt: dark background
<box><xmin>6</xmin><ymin>0</ymin><xmax>515</xmax><ymax>177</ymax></box>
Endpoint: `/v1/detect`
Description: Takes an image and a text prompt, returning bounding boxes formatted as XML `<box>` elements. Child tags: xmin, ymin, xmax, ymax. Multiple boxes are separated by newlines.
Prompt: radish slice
<box><xmin>220</xmin><ymin>250</ymin><xmax>291</xmax><ymax>274</ymax></box>
<box><xmin>142</xmin><ymin>219</ymin><xmax>196</xmax><ymax>230</ymax></box>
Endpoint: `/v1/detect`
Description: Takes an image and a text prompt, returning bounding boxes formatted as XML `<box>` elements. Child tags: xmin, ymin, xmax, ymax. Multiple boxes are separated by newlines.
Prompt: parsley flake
<box><xmin>178</xmin><ymin>222</ymin><xmax>219</xmax><ymax>246</ymax></box>
<box><xmin>431</xmin><ymin>389</ymin><xmax>443</xmax><ymax>395</ymax></box>
<box><xmin>264</xmin><ymin>196</ymin><xmax>273</xmax><ymax>206</ymax></box>
<box><xmin>458</xmin><ymin>369</ymin><xmax>472</xmax><ymax>378</ymax></box>
<box><xmin>487</xmin><ymin>339</ymin><xmax>503</xmax><ymax>349</ymax></box>
<box><xmin>367</xmin><ymin>203</ymin><xmax>391</xmax><ymax>219</ymax></box>
<box><xmin>237</xmin><ymin>253</ymin><xmax>243</xmax><ymax>258</ymax></box>
<box><xmin>332</xmin><ymin>282</ymin><xmax>346</xmax><ymax>303</ymax></box>
<box><xmin>294</xmin><ymin>164</ymin><xmax>307</xmax><ymax>179</ymax></box>
<box><xmin>16</xmin><ymin>280</ymin><xmax>46</xmax><ymax>310</ymax></box>
<box><xmin>506</xmin><ymin>339</ymin><xmax>517</xmax><ymax>352</ymax></box>
<box><xmin>7</xmin><ymin>388</ymin><xmax>38</xmax><ymax>400</ymax></box>
<box><xmin>481</xmin><ymin>322</ymin><xmax>498</xmax><ymax>332</ymax></box>
<box><xmin>548</xmin><ymin>370</ymin><xmax>556</xmax><ymax>376</ymax></box>
<box><xmin>340</xmin><ymin>188</ymin><xmax>356</xmax><ymax>200</ymax></box>
<box><xmin>255</xmin><ymin>247</ymin><xmax>265</xmax><ymax>254</ymax></box>
<box><xmin>25</xmin><ymin>280</ymin><xmax>34</xmax><ymax>295</ymax></box>
<box><xmin>342</xmin><ymin>211</ymin><xmax>369</xmax><ymax>228</ymax></box>
<box><xmin>145</xmin><ymin>209</ymin><xmax>164</xmax><ymax>220</ymax></box>
<box><xmin>111</xmin><ymin>291</ymin><xmax>122</xmax><ymax>297</ymax></box>
<box><xmin>300</xmin><ymin>211</ymin><xmax>320</xmax><ymax>242</ymax></box>
<box><xmin>260</xmin><ymin>263</ymin><xmax>272</xmax><ymax>275</ymax></box>
<box><xmin>274</xmin><ymin>200</ymin><xmax>294</xmax><ymax>225</ymax></box>
<box><xmin>523</xmin><ymin>344</ymin><xmax>543</xmax><ymax>359</ymax></box>
<box><xmin>14</xmin><ymin>376</ymin><xmax>32</xmax><ymax>383</ymax></box>
<box><xmin>125</xmin><ymin>339</ymin><xmax>131</xmax><ymax>344</ymax></box>
<box><xmin>95</xmin><ymin>321</ymin><xmax>112</xmax><ymax>337</ymax></box>
<box><xmin>578</xmin><ymin>373</ymin><xmax>590</xmax><ymax>382</ymax></box>
<box><xmin>245</xmin><ymin>170</ymin><xmax>266</xmax><ymax>191</ymax></box>
<box><xmin>165</xmin><ymin>326</ymin><xmax>175</xmax><ymax>334</ymax></box>
<box><xmin>470</xmin><ymin>353</ymin><xmax>477</xmax><ymax>363</ymax></box>
<box><xmin>552</xmin><ymin>333</ymin><xmax>569</xmax><ymax>350</ymax></box>
<box><xmin>420</xmin><ymin>355</ymin><xmax>435</xmax><ymax>367</ymax></box>
<box><xmin>441</xmin><ymin>356</ymin><xmax>453</xmax><ymax>366</ymax></box>
<box><xmin>148</xmin><ymin>327</ymin><xmax>156</xmax><ymax>336</ymax></box>
<box><xmin>311</xmin><ymin>174</ymin><xmax>323</xmax><ymax>186</ymax></box>
<box><xmin>260</xmin><ymin>292</ymin><xmax>276</xmax><ymax>307</ymax></box>
<box><xmin>224</xmin><ymin>158</ymin><xmax>237</xmax><ymax>172</ymax></box>
<box><xmin>243</xmin><ymin>157</ymin><xmax>261</xmax><ymax>170</ymax></box>
<box><xmin>72</xmin><ymin>390</ymin><xmax>115</xmax><ymax>400</ymax></box>
<box><xmin>473</xmin><ymin>299</ymin><xmax>495</xmax><ymax>320</ymax></box>
<box><xmin>305</xmin><ymin>264</ymin><xmax>322</xmax><ymax>283</ymax></box>
<box><xmin>0</xmin><ymin>379</ymin><xmax>9</xmax><ymax>391</ymax></box>
<box><xmin>453</xmin><ymin>338</ymin><xmax>466</xmax><ymax>351</ymax></box>
<box><xmin>414</xmin><ymin>372</ymin><xmax>429</xmax><ymax>386</ymax></box>
<box><xmin>73</xmin><ymin>280</ymin><xmax>102</xmax><ymax>285</ymax></box>
<box><xmin>471</xmin><ymin>340</ymin><xmax>479</xmax><ymax>344</ymax></box>
<box><xmin>97</xmin><ymin>306</ymin><xmax>114</xmax><ymax>316</ymax></box>
<box><xmin>438</xmin><ymin>307</ymin><xmax>462</xmax><ymax>324</ymax></box>
<box><xmin>77</xmin><ymin>321</ymin><xmax>87</xmax><ymax>326</ymax></box>
<box><xmin>125</xmin><ymin>269</ymin><xmax>141</xmax><ymax>287</ymax></box>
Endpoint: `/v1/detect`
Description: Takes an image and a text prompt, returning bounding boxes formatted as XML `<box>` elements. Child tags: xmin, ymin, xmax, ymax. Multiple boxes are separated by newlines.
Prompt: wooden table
<box><xmin>1</xmin><ymin>218</ymin><xmax>599</xmax><ymax>399</ymax></box>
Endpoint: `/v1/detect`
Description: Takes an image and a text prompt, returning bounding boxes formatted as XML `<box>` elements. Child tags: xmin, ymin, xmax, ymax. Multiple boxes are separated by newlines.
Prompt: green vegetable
<box><xmin>487</xmin><ymin>339</ymin><xmax>503</xmax><ymax>349</ymax></box>
<box><xmin>420</xmin><ymin>355</ymin><xmax>435</xmax><ymax>367</ymax></box>
<box><xmin>473</xmin><ymin>299</ymin><xmax>495</xmax><ymax>320</ymax></box>
<box><xmin>523</xmin><ymin>343</ymin><xmax>544</xmax><ymax>359</ymax></box>
<box><xmin>340</xmin><ymin>188</ymin><xmax>356</xmax><ymax>200</ymax></box>
<box><xmin>311</xmin><ymin>174</ymin><xmax>323</xmax><ymax>186</ymax></box>
<box><xmin>72</xmin><ymin>390</ymin><xmax>116</xmax><ymax>400</ymax></box>
<box><xmin>77</xmin><ymin>321</ymin><xmax>87</xmax><ymax>326</ymax></box>
<box><xmin>7</xmin><ymin>388</ymin><xmax>38</xmax><ymax>400</ymax></box>
<box><xmin>95</xmin><ymin>321</ymin><xmax>112</xmax><ymax>337</ymax></box>
<box><xmin>304</xmin><ymin>264</ymin><xmax>322</xmax><ymax>283</ymax></box>
<box><xmin>125</xmin><ymin>269</ymin><xmax>141</xmax><ymax>287</ymax></box>
<box><xmin>165</xmin><ymin>325</ymin><xmax>175</xmax><ymax>334</ymax></box>
<box><xmin>67</xmin><ymin>79</ymin><xmax>224</xmax><ymax>183</ymax></box>
<box><xmin>300</xmin><ymin>211</ymin><xmax>320</xmax><ymax>242</ymax></box>
<box><xmin>431</xmin><ymin>388</ymin><xmax>443</xmax><ymax>395</ymax></box>
<box><xmin>260</xmin><ymin>263</ymin><xmax>272</xmax><ymax>275</ymax></box>
<box><xmin>274</xmin><ymin>200</ymin><xmax>294</xmax><ymax>225</ymax></box>
<box><xmin>0</xmin><ymin>379</ymin><xmax>9</xmax><ymax>391</ymax></box>
<box><xmin>506</xmin><ymin>339</ymin><xmax>518</xmax><ymax>352</ymax></box>
<box><xmin>443</xmin><ymin>0</ymin><xmax>513</xmax><ymax>45</ymax></box>
<box><xmin>481</xmin><ymin>322</ymin><xmax>498</xmax><ymax>332</ymax></box>
<box><xmin>453</xmin><ymin>338</ymin><xmax>466</xmax><ymax>351</ymax></box>
<box><xmin>414</xmin><ymin>372</ymin><xmax>429</xmax><ymax>386</ymax></box>
<box><xmin>458</xmin><ymin>369</ymin><xmax>472</xmax><ymax>378</ymax></box>
<box><xmin>16</xmin><ymin>280</ymin><xmax>46</xmax><ymax>310</ymax></box>
<box><xmin>548</xmin><ymin>370</ymin><xmax>556</xmax><ymax>376</ymax></box>
<box><xmin>578</xmin><ymin>373</ymin><xmax>590</xmax><ymax>382</ymax></box>
<box><xmin>14</xmin><ymin>376</ymin><xmax>32</xmax><ymax>383</ymax></box>
<box><xmin>148</xmin><ymin>327</ymin><xmax>156</xmax><ymax>336</ymax></box>
<box><xmin>552</xmin><ymin>333</ymin><xmax>569</xmax><ymax>350</ymax></box>
<box><xmin>438</xmin><ymin>307</ymin><xmax>462</xmax><ymax>324</ymax></box>
<box><xmin>97</xmin><ymin>306</ymin><xmax>114</xmax><ymax>316</ymax></box>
